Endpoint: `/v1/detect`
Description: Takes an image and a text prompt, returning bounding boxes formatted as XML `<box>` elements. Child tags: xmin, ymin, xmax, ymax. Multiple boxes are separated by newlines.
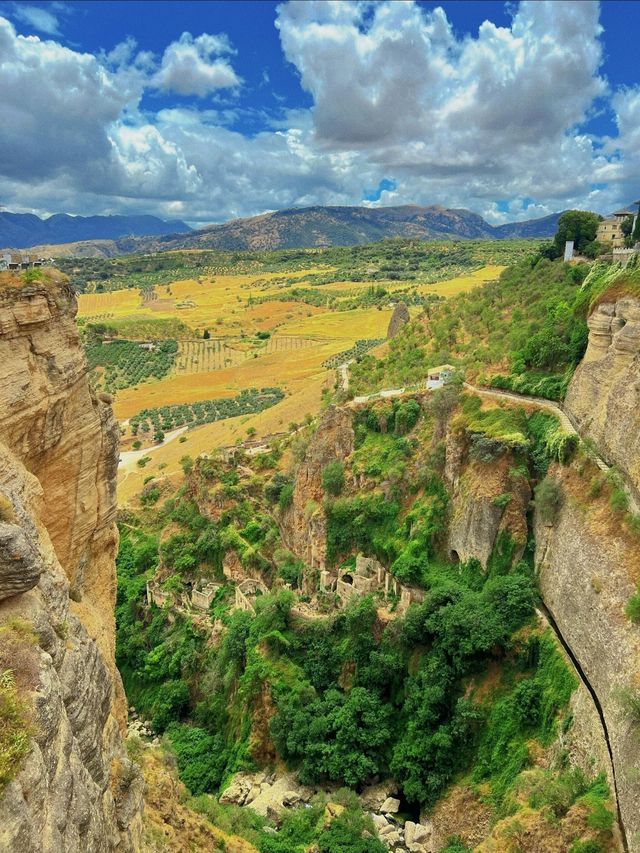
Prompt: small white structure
<box><xmin>563</xmin><ymin>240</ymin><xmax>574</xmax><ymax>262</ymax></box>
<box><xmin>426</xmin><ymin>364</ymin><xmax>455</xmax><ymax>390</ymax></box>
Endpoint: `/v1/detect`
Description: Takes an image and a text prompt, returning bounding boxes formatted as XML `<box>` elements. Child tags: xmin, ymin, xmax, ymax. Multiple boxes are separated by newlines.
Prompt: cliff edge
<box><xmin>0</xmin><ymin>272</ymin><xmax>143</xmax><ymax>851</ymax></box>
<box><xmin>565</xmin><ymin>294</ymin><xmax>640</xmax><ymax>501</ymax></box>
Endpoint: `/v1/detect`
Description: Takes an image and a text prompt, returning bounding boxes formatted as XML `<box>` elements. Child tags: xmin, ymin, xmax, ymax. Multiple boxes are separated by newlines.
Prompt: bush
<box><xmin>0</xmin><ymin>669</ymin><xmax>32</xmax><ymax>791</ymax></box>
<box><xmin>278</xmin><ymin>483</ymin><xmax>294</xmax><ymax>511</ymax></box>
<box><xmin>322</xmin><ymin>461</ymin><xmax>345</xmax><ymax>496</ymax></box>
<box><xmin>534</xmin><ymin>477</ymin><xmax>563</xmax><ymax>524</ymax></box>
<box><xmin>625</xmin><ymin>589</ymin><xmax>640</xmax><ymax>623</ymax></box>
<box><xmin>165</xmin><ymin>723</ymin><xmax>227</xmax><ymax>794</ymax></box>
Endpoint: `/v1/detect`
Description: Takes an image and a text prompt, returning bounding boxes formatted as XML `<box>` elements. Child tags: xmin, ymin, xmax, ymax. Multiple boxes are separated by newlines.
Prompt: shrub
<box><xmin>322</xmin><ymin>461</ymin><xmax>345</xmax><ymax>496</ymax></box>
<box><xmin>569</xmin><ymin>841</ymin><xmax>602</xmax><ymax>853</ymax></box>
<box><xmin>165</xmin><ymin>723</ymin><xmax>227</xmax><ymax>794</ymax></box>
<box><xmin>278</xmin><ymin>483</ymin><xmax>294</xmax><ymax>511</ymax></box>
<box><xmin>534</xmin><ymin>477</ymin><xmax>563</xmax><ymax>524</ymax></box>
<box><xmin>625</xmin><ymin>589</ymin><xmax>640</xmax><ymax>623</ymax></box>
<box><xmin>0</xmin><ymin>669</ymin><xmax>32</xmax><ymax>790</ymax></box>
<box><xmin>0</xmin><ymin>494</ymin><xmax>16</xmax><ymax>524</ymax></box>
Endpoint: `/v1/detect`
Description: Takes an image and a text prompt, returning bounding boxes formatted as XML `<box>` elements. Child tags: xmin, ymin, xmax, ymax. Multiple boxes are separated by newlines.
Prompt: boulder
<box><xmin>380</xmin><ymin>797</ymin><xmax>401</xmax><ymax>814</ymax></box>
<box><xmin>0</xmin><ymin>521</ymin><xmax>43</xmax><ymax>601</ymax></box>
<box><xmin>361</xmin><ymin>781</ymin><xmax>398</xmax><ymax>811</ymax></box>
<box><xmin>219</xmin><ymin>777</ymin><xmax>251</xmax><ymax>806</ymax></box>
<box><xmin>282</xmin><ymin>791</ymin><xmax>301</xmax><ymax>807</ymax></box>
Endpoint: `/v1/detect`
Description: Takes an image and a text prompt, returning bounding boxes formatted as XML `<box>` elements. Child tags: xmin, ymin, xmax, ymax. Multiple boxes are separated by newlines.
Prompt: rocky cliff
<box><xmin>281</xmin><ymin>405</ymin><xmax>354</xmax><ymax>573</ymax></box>
<box><xmin>535</xmin><ymin>461</ymin><xmax>640</xmax><ymax>850</ymax></box>
<box><xmin>565</xmin><ymin>295</ymin><xmax>640</xmax><ymax>501</ymax></box>
<box><xmin>443</xmin><ymin>425</ymin><xmax>530</xmax><ymax>567</ymax></box>
<box><xmin>0</xmin><ymin>273</ymin><xmax>143</xmax><ymax>851</ymax></box>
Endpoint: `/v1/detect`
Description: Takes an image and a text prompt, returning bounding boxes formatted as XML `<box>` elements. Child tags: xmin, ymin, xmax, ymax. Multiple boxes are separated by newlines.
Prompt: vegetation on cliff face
<box><xmin>113</xmin><ymin>377</ymin><xmax>619</xmax><ymax>850</ymax></box>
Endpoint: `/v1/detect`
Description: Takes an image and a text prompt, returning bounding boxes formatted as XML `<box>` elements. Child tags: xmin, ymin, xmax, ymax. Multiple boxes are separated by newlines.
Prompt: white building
<box><xmin>426</xmin><ymin>364</ymin><xmax>455</xmax><ymax>390</ymax></box>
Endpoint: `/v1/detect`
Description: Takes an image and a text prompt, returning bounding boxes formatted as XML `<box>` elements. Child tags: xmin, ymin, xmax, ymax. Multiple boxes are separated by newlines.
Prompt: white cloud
<box><xmin>12</xmin><ymin>3</ymin><xmax>61</xmax><ymax>35</ymax></box>
<box><xmin>153</xmin><ymin>32</ymin><xmax>241</xmax><ymax>97</ymax></box>
<box><xmin>0</xmin><ymin>2</ymin><xmax>637</xmax><ymax>226</ymax></box>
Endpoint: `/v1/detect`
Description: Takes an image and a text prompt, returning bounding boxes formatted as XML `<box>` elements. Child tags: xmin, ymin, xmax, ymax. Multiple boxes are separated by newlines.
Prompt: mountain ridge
<box><xmin>117</xmin><ymin>203</ymin><xmax>561</xmax><ymax>253</ymax></box>
<box><xmin>0</xmin><ymin>212</ymin><xmax>191</xmax><ymax>249</ymax></box>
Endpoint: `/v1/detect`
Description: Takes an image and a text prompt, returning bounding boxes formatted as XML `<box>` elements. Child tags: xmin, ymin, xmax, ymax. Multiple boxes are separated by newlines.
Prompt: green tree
<box><xmin>552</xmin><ymin>210</ymin><xmax>602</xmax><ymax>257</ymax></box>
<box><xmin>322</xmin><ymin>461</ymin><xmax>345</xmax><ymax>496</ymax></box>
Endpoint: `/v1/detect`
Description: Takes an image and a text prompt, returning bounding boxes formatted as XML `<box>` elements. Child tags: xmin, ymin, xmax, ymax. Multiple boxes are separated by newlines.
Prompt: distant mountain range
<box><xmin>0</xmin><ymin>204</ymin><xmax>561</xmax><ymax>255</ymax></box>
<box><xmin>0</xmin><ymin>212</ymin><xmax>191</xmax><ymax>249</ymax></box>
<box><xmin>118</xmin><ymin>204</ymin><xmax>561</xmax><ymax>253</ymax></box>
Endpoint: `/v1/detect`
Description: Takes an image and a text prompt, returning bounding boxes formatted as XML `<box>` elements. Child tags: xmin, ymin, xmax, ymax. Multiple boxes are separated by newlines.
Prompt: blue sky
<box><xmin>0</xmin><ymin>0</ymin><xmax>638</xmax><ymax>225</ymax></box>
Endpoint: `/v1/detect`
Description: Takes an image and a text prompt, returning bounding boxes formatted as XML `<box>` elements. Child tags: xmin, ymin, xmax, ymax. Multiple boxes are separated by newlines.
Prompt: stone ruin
<box><xmin>234</xmin><ymin>577</ymin><xmax>269</xmax><ymax>615</ymax></box>
<box><xmin>322</xmin><ymin>553</ymin><xmax>424</xmax><ymax>615</ymax></box>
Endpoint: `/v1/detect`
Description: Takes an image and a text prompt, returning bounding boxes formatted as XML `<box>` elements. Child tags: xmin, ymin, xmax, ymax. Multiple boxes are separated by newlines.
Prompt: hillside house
<box><xmin>426</xmin><ymin>364</ymin><xmax>455</xmax><ymax>390</ymax></box>
<box><xmin>0</xmin><ymin>252</ymin><xmax>51</xmax><ymax>270</ymax></box>
<box><xmin>597</xmin><ymin>206</ymin><xmax>638</xmax><ymax>248</ymax></box>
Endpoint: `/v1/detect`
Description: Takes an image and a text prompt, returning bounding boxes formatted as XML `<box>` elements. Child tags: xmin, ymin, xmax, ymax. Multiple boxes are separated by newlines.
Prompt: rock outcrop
<box><xmin>565</xmin><ymin>296</ymin><xmax>640</xmax><ymax>501</ymax></box>
<box><xmin>535</xmin><ymin>463</ymin><xmax>640</xmax><ymax>850</ymax></box>
<box><xmin>0</xmin><ymin>273</ymin><xmax>143</xmax><ymax>851</ymax></box>
<box><xmin>281</xmin><ymin>406</ymin><xmax>354</xmax><ymax>572</ymax></box>
<box><xmin>444</xmin><ymin>427</ymin><xmax>530</xmax><ymax>567</ymax></box>
<box><xmin>386</xmin><ymin>301</ymin><xmax>410</xmax><ymax>338</ymax></box>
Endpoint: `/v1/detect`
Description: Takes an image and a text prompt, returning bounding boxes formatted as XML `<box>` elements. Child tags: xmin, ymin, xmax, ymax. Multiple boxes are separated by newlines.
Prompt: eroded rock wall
<box><xmin>281</xmin><ymin>405</ymin><xmax>354</xmax><ymax>571</ymax></box>
<box><xmin>535</xmin><ymin>464</ymin><xmax>640</xmax><ymax>849</ymax></box>
<box><xmin>565</xmin><ymin>296</ymin><xmax>640</xmax><ymax>501</ymax></box>
<box><xmin>0</xmin><ymin>275</ymin><xmax>143</xmax><ymax>851</ymax></box>
<box><xmin>444</xmin><ymin>426</ymin><xmax>530</xmax><ymax>567</ymax></box>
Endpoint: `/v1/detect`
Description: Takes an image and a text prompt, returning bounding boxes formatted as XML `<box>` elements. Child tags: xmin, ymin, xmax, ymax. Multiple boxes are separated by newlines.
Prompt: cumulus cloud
<box><xmin>0</xmin><ymin>2</ymin><xmax>637</xmax><ymax>225</ymax></box>
<box><xmin>153</xmin><ymin>32</ymin><xmax>241</xmax><ymax>96</ymax></box>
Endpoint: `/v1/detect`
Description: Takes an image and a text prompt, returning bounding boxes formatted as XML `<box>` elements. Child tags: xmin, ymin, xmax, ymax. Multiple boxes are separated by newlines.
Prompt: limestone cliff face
<box><xmin>535</xmin><ymin>463</ymin><xmax>640</xmax><ymax>850</ymax></box>
<box><xmin>281</xmin><ymin>406</ymin><xmax>354</xmax><ymax>571</ymax></box>
<box><xmin>565</xmin><ymin>296</ymin><xmax>640</xmax><ymax>501</ymax></box>
<box><xmin>0</xmin><ymin>275</ymin><xmax>143</xmax><ymax>851</ymax></box>
<box><xmin>444</xmin><ymin>427</ymin><xmax>530</xmax><ymax>567</ymax></box>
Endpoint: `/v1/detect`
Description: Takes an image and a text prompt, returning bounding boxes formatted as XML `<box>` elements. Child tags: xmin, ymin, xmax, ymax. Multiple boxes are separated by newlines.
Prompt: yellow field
<box><xmin>277</xmin><ymin>306</ymin><xmax>394</xmax><ymax>338</ymax></box>
<box><xmin>77</xmin><ymin>287</ymin><xmax>143</xmax><ymax>315</ymax></box>
<box><xmin>117</xmin><ymin>371</ymin><xmax>331</xmax><ymax>503</ymax></box>
<box><xmin>417</xmin><ymin>265</ymin><xmax>505</xmax><ymax>297</ymax></box>
<box><xmin>79</xmin><ymin>260</ymin><xmax>505</xmax><ymax>504</ymax></box>
<box><xmin>112</xmin><ymin>336</ymin><xmax>348</xmax><ymax>419</ymax></box>
<box><xmin>173</xmin><ymin>335</ymin><xmax>320</xmax><ymax>374</ymax></box>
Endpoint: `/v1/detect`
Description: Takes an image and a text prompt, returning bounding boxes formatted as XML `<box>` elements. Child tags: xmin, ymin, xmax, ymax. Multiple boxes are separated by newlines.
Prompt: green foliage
<box><xmin>278</xmin><ymin>483</ymin><xmax>294</xmax><ymax>511</ymax></box>
<box><xmin>534</xmin><ymin>477</ymin><xmax>564</xmax><ymax>524</ymax></box>
<box><xmin>85</xmin><ymin>337</ymin><xmax>178</xmax><ymax>392</ymax></box>
<box><xmin>322</xmin><ymin>461</ymin><xmax>346</xmax><ymax>496</ymax></box>
<box><xmin>351</xmin><ymin>257</ymin><xmax>591</xmax><ymax>399</ymax></box>
<box><xmin>0</xmin><ymin>669</ymin><xmax>32</xmax><ymax>791</ymax></box>
<box><xmin>473</xmin><ymin>632</ymin><xmax>577</xmax><ymax>808</ymax></box>
<box><xmin>625</xmin><ymin>588</ymin><xmax>640</xmax><ymax>623</ymax></box>
<box><xmin>325</xmin><ymin>492</ymin><xmax>400</xmax><ymax>565</ymax></box>
<box><xmin>323</xmin><ymin>339</ymin><xmax>385</xmax><ymax>369</ymax></box>
<box><xmin>440</xmin><ymin>838</ymin><xmax>472</xmax><ymax>853</ymax></box>
<box><xmin>552</xmin><ymin>210</ymin><xmax>602</xmax><ymax>257</ymax></box>
<box><xmin>569</xmin><ymin>841</ymin><xmax>603</xmax><ymax>853</ymax></box>
<box><xmin>131</xmin><ymin>387</ymin><xmax>284</xmax><ymax>435</ymax></box>
<box><xmin>165</xmin><ymin>723</ymin><xmax>227</xmax><ymax>794</ymax></box>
